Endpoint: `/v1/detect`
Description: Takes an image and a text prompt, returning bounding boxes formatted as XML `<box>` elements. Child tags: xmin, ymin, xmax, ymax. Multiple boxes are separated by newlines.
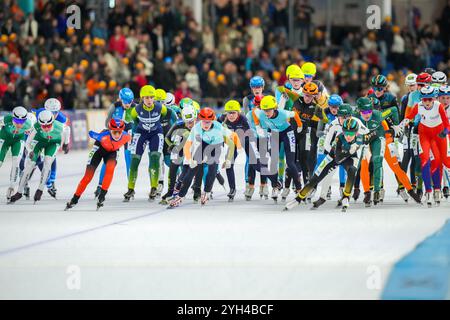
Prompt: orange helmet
<box><xmin>198</xmin><ymin>107</ymin><xmax>216</xmax><ymax>121</ymax></box>
<box><xmin>303</xmin><ymin>82</ymin><xmax>319</xmax><ymax>95</ymax></box>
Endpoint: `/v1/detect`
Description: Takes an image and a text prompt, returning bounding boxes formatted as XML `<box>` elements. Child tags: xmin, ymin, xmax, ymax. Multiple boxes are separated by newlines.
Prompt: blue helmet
<box><xmin>249</xmin><ymin>76</ymin><xmax>265</xmax><ymax>88</ymax></box>
<box><xmin>328</xmin><ymin>94</ymin><xmax>343</xmax><ymax>107</ymax></box>
<box><xmin>419</xmin><ymin>86</ymin><xmax>438</xmax><ymax>99</ymax></box>
<box><xmin>119</xmin><ymin>88</ymin><xmax>134</xmax><ymax>104</ymax></box>
<box><xmin>438</xmin><ymin>85</ymin><xmax>450</xmax><ymax>97</ymax></box>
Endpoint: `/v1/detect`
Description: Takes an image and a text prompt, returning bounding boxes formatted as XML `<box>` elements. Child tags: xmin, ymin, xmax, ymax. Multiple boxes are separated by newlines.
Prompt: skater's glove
<box><xmin>349</xmin><ymin>143</ymin><xmax>359</xmax><ymax>154</ymax></box>
<box><xmin>438</xmin><ymin>128</ymin><xmax>448</xmax><ymax>138</ymax></box>
<box><xmin>256</xmin><ymin>125</ymin><xmax>266</xmax><ymax>138</ymax></box>
<box><xmin>28</xmin><ymin>151</ymin><xmax>34</xmax><ymax>160</ymax></box>
<box><xmin>222</xmin><ymin>159</ymin><xmax>232</xmax><ymax>169</ymax></box>
<box><xmin>189</xmin><ymin>159</ymin><xmax>198</xmax><ymax>168</ymax></box>
<box><xmin>62</xmin><ymin>143</ymin><xmax>70</xmax><ymax>154</ymax></box>
<box><xmin>296</xmin><ymin>125</ymin><xmax>304</xmax><ymax>134</ymax></box>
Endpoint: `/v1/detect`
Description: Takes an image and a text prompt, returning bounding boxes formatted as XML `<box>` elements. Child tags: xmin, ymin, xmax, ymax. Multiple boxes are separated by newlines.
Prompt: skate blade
<box><xmin>228</xmin><ymin>198</ymin><xmax>234</xmax><ymax>202</ymax></box>
<box><xmin>341</xmin><ymin>207</ymin><xmax>348</xmax><ymax>213</ymax></box>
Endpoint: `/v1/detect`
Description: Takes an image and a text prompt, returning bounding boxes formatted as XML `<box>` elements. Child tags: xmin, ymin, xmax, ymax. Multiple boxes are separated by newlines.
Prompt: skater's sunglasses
<box><xmin>372</xmin><ymin>86</ymin><xmax>385</xmax><ymax>91</ymax></box>
<box><xmin>344</xmin><ymin>131</ymin><xmax>357</xmax><ymax>136</ymax></box>
<box><xmin>40</xmin><ymin>123</ymin><xmax>53</xmax><ymax>129</ymax></box>
<box><xmin>421</xmin><ymin>97</ymin><xmax>434</xmax><ymax>102</ymax></box>
<box><xmin>303</xmin><ymin>93</ymin><xmax>317</xmax><ymax>99</ymax></box>
<box><xmin>304</xmin><ymin>74</ymin><xmax>314</xmax><ymax>79</ymax></box>
<box><xmin>360</xmin><ymin>110</ymin><xmax>372</xmax><ymax>115</ymax></box>
<box><xmin>13</xmin><ymin>118</ymin><xmax>26</xmax><ymax>124</ymax></box>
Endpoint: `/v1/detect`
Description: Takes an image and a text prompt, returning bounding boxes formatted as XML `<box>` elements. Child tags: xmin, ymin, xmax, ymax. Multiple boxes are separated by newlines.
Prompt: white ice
<box><xmin>0</xmin><ymin>148</ymin><xmax>449</xmax><ymax>299</ymax></box>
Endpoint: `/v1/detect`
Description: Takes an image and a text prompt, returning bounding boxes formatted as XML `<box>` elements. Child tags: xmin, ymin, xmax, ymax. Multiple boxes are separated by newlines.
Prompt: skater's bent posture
<box><xmin>65</xmin><ymin>118</ymin><xmax>130</xmax><ymax>210</ymax></box>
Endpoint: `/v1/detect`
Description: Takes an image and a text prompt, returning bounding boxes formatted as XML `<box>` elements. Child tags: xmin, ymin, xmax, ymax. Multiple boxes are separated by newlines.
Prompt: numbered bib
<box><xmin>129</xmin><ymin>133</ymin><xmax>141</xmax><ymax>154</ymax></box>
<box><xmin>87</xmin><ymin>145</ymin><xmax>99</xmax><ymax>165</ymax></box>
<box><xmin>286</xmin><ymin>130</ymin><xmax>296</xmax><ymax>153</ymax></box>
<box><xmin>305</xmin><ymin>128</ymin><xmax>311</xmax><ymax>151</ymax></box>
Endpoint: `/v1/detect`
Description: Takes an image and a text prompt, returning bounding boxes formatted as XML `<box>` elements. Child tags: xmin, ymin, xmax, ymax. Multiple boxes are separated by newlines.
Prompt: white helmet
<box><xmin>165</xmin><ymin>92</ymin><xmax>175</xmax><ymax>106</ymax></box>
<box><xmin>44</xmin><ymin>98</ymin><xmax>61</xmax><ymax>112</ymax></box>
<box><xmin>12</xmin><ymin>106</ymin><xmax>28</xmax><ymax>121</ymax></box>
<box><xmin>38</xmin><ymin>110</ymin><xmax>55</xmax><ymax>126</ymax></box>
<box><xmin>431</xmin><ymin>71</ymin><xmax>447</xmax><ymax>84</ymax></box>
<box><xmin>405</xmin><ymin>73</ymin><xmax>417</xmax><ymax>86</ymax></box>
<box><xmin>181</xmin><ymin>104</ymin><xmax>196</xmax><ymax>122</ymax></box>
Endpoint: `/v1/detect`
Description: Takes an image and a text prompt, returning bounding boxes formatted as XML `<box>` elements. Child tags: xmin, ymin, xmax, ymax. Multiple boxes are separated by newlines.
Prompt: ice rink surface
<box><xmin>0</xmin><ymin>149</ymin><xmax>449</xmax><ymax>299</ymax></box>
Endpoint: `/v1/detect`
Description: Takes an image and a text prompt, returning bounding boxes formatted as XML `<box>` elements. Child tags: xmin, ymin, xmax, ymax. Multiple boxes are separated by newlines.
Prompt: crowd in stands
<box><xmin>0</xmin><ymin>0</ymin><xmax>450</xmax><ymax>111</ymax></box>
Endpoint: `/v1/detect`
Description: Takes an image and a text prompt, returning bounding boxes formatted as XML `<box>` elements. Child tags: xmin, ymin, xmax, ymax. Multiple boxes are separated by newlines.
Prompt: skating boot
<box><xmin>160</xmin><ymin>190</ymin><xmax>173</xmax><ymax>205</ymax></box>
<box><xmin>281</xmin><ymin>188</ymin><xmax>290</xmax><ymax>202</ymax></box>
<box><xmin>94</xmin><ymin>185</ymin><xmax>101</xmax><ymax>198</ymax></box>
<box><xmin>148</xmin><ymin>187</ymin><xmax>157</xmax><ymax>202</ymax></box>
<box><xmin>443</xmin><ymin>186</ymin><xmax>449</xmax><ymax>199</ymax></box>
<box><xmin>259</xmin><ymin>184</ymin><xmax>269</xmax><ymax>199</ymax></box>
<box><xmin>34</xmin><ymin>189</ymin><xmax>43</xmax><ymax>203</ymax></box>
<box><xmin>341</xmin><ymin>196</ymin><xmax>350</xmax><ymax>213</ymax></box>
<box><xmin>306</xmin><ymin>188</ymin><xmax>316</xmax><ymax>203</ymax></box>
<box><xmin>399</xmin><ymin>188</ymin><xmax>409</xmax><ymax>202</ymax></box>
<box><xmin>23</xmin><ymin>183</ymin><xmax>30</xmax><ymax>200</ymax></box>
<box><xmin>47</xmin><ymin>182</ymin><xmax>57</xmax><ymax>199</ymax></box>
<box><xmin>433</xmin><ymin>189</ymin><xmax>441</xmax><ymax>206</ymax></box>
<box><xmin>284</xmin><ymin>197</ymin><xmax>302</xmax><ymax>211</ymax></box>
<box><xmin>326</xmin><ymin>186</ymin><xmax>332</xmax><ymax>200</ymax></box>
<box><xmin>216</xmin><ymin>172</ymin><xmax>226</xmax><ymax>190</ymax></box>
<box><xmin>339</xmin><ymin>186</ymin><xmax>344</xmax><ymax>199</ymax></box>
<box><xmin>8</xmin><ymin>192</ymin><xmax>22</xmax><ymax>203</ymax></box>
<box><xmin>156</xmin><ymin>181</ymin><xmax>164</xmax><ymax>197</ymax></box>
<box><xmin>271</xmin><ymin>183</ymin><xmax>282</xmax><ymax>203</ymax></box>
<box><xmin>193</xmin><ymin>187</ymin><xmax>201</xmax><ymax>203</ymax></box>
<box><xmin>200</xmin><ymin>192</ymin><xmax>210</xmax><ymax>205</ymax></box>
<box><xmin>244</xmin><ymin>185</ymin><xmax>255</xmax><ymax>201</ymax></box>
<box><xmin>426</xmin><ymin>191</ymin><xmax>433</xmax><ymax>208</ymax></box>
<box><xmin>373</xmin><ymin>191</ymin><xmax>381</xmax><ymax>205</ymax></box>
<box><xmin>379</xmin><ymin>188</ymin><xmax>385</xmax><ymax>203</ymax></box>
<box><xmin>97</xmin><ymin>189</ymin><xmax>107</xmax><ymax>211</ymax></box>
<box><xmin>6</xmin><ymin>187</ymin><xmax>14</xmax><ymax>202</ymax></box>
<box><xmin>363</xmin><ymin>191</ymin><xmax>372</xmax><ymax>207</ymax></box>
<box><xmin>168</xmin><ymin>195</ymin><xmax>184</xmax><ymax>208</ymax></box>
<box><xmin>352</xmin><ymin>188</ymin><xmax>360</xmax><ymax>202</ymax></box>
<box><xmin>417</xmin><ymin>189</ymin><xmax>423</xmax><ymax>201</ymax></box>
<box><xmin>64</xmin><ymin>195</ymin><xmax>80</xmax><ymax>211</ymax></box>
<box><xmin>123</xmin><ymin>188</ymin><xmax>135</xmax><ymax>202</ymax></box>
<box><xmin>407</xmin><ymin>189</ymin><xmax>422</xmax><ymax>204</ymax></box>
<box><xmin>311</xmin><ymin>197</ymin><xmax>326</xmax><ymax>210</ymax></box>
<box><xmin>227</xmin><ymin>188</ymin><xmax>236</xmax><ymax>202</ymax></box>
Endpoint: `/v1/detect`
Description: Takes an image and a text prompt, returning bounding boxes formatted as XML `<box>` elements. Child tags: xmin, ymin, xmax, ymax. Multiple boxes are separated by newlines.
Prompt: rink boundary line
<box><xmin>0</xmin><ymin>193</ymin><xmax>226</xmax><ymax>258</ymax></box>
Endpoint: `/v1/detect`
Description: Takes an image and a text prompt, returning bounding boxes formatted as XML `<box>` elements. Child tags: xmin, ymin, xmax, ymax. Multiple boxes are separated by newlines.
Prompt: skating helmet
<box><xmin>342</xmin><ymin>118</ymin><xmax>359</xmax><ymax>135</ymax></box>
<box><xmin>404</xmin><ymin>73</ymin><xmax>417</xmax><ymax>86</ymax></box>
<box><xmin>260</xmin><ymin>95</ymin><xmax>277</xmax><ymax>110</ymax></box>
<box><xmin>38</xmin><ymin>110</ymin><xmax>55</xmax><ymax>126</ymax></box>
<box><xmin>108</xmin><ymin>118</ymin><xmax>126</xmax><ymax>131</ymax></box>
<box><xmin>179</xmin><ymin>97</ymin><xmax>193</xmax><ymax>109</ymax></box>
<box><xmin>285</xmin><ymin>64</ymin><xmax>304</xmax><ymax>79</ymax></box>
<box><xmin>224</xmin><ymin>100</ymin><xmax>241</xmax><ymax>113</ymax></box>
<box><xmin>371</xmin><ymin>75</ymin><xmax>388</xmax><ymax>88</ymax></box>
<box><xmin>165</xmin><ymin>92</ymin><xmax>175</xmax><ymax>106</ymax></box>
<box><xmin>301</xmin><ymin>62</ymin><xmax>317</xmax><ymax>77</ymax></box>
<box><xmin>431</xmin><ymin>71</ymin><xmax>447</xmax><ymax>84</ymax></box>
<box><xmin>419</xmin><ymin>86</ymin><xmax>437</xmax><ymax>99</ymax></box>
<box><xmin>356</xmin><ymin>97</ymin><xmax>373</xmax><ymax>111</ymax></box>
<box><xmin>181</xmin><ymin>104</ymin><xmax>196</xmax><ymax>122</ymax></box>
<box><xmin>44</xmin><ymin>98</ymin><xmax>61</xmax><ymax>112</ymax></box>
<box><xmin>416</xmin><ymin>72</ymin><xmax>432</xmax><ymax>85</ymax></box>
<box><xmin>337</xmin><ymin>104</ymin><xmax>352</xmax><ymax>117</ymax></box>
<box><xmin>249</xmin><ymin>76</ymin><xmax>265</xmax><ymax>88</ymax></box>
<box><xmin>119</xmin><ymin>88</ymin><xmax>134</xmax><ymax>104</ymax></box>
<box><xmin>302</xmin><ymin>82</ymin><xmax>319</xmax><ymax>95</ymax></box>
<box><xmin>12</xmin><ymin>106</ymin><xmax>28</xmax><ymax>124</ymax></box>
<box><xmin>155</xmin><ymin>88</ymin><xmax>167</xmax><ymax>102</ymax></box>
<box><xmin>139</xmin><ymin>85</ymin><xmax>156</xmax><ymax>98</ymax></box>
<box><xmin>328</xmin><ymin>94</ymin><xmax>343</xmax><ymax>107</ymax></box>
<box><xmin>424</xmin><ymin>67</ymin><xmax>436</xmax><ymax>75</ymax></box>
<box><xmin>198</xmin><ymin>107</ymin><xmax>216</xmax><ymax>121</ymax></box>
<box><xmin>438</xmin><ymin>85</ymin><xmax>450</xmax><ymax>96</ymax></box>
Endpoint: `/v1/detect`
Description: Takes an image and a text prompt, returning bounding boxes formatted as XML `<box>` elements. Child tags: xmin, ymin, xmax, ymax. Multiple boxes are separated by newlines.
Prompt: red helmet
<box><xmin>198</xmin><ymin>107</ymin><xmax>216</xmax><ymax>121</ymax></box>
<box><xmin>108</xmin><ymin>118</ymin><xmax>126</xmax><ymax>131</ymax></box>
<box><xmin>367</xmin><ymin>88</ymin><xmax>374</xmax><ymax>96</ymax></box>
<box><xmin>416</xmin><ymin>72</ymin><xmax>432</xmax><ymax>85</ymax></box>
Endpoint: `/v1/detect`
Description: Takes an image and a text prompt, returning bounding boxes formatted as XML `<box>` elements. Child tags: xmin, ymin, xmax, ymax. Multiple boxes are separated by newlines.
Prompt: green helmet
<box><xmin>337</xmin><ymin>103</ymin><xmax>353</xmax><ymax>117</ymax></box>
<box><xmin>342</xmin><ymin>118</ymin><xmax>359</xmax><ymax>134</ymax></box>
<box><xmin>179</xmin><ymin>97</ymin><xmax>193</xmax><ymax>109</ymax></box>
<box><xmin>371</xmin><ymin>75</ymin><xmax>388</xmax><ymax>87</ymax></box>
<box><xmin>356</xmin><ymin>97</ymin><xmax>373</xmax><ymax>111</ymax></box>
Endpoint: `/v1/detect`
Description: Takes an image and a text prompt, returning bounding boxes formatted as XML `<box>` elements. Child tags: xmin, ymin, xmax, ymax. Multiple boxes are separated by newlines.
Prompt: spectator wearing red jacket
<box><xmin>108</xmin><ymin>26</ymin><xmax>128</xmax><ymax>56</ymax></box>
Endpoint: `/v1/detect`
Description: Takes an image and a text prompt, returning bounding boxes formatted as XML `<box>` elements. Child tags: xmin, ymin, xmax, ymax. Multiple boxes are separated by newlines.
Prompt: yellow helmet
<box><xmin>301</xmin><ymin>62</ymin><xmax>317</xmax><ymax>76</ymax></box>
<box><xmin>286</xmin><ymin>64</ymin><xmax>304</xmax><ymax>79</ymax></box>
<box><xmin>192</xmin><ymin>100</ymin><xmax>200</xmax><ymax>112</ymax></box>
<box><xmin>155</xmin><ymin>88</ymin><xmax>167</xmax><ymax>101</ymax></box>
<box><xmin>140</xmin><ymin>85</ymin><xmax>156</xmax><ymax>98</ymax></box>
<box><xmin>224</xmin><ymin>100</ymin><xmax>241</xmax><ymax>112</ymax></box>
<box><xmin>260</xmin><ymin>95</ymin><xmax>277</xmax><ymax>110</ymax></box>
